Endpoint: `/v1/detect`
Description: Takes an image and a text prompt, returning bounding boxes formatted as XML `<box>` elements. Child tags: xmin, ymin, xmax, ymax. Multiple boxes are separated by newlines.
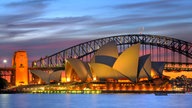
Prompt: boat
<box><xmin>154</xmin><ymin>92</ymin><xmax>168</xmax><ymax>96</ymax></box>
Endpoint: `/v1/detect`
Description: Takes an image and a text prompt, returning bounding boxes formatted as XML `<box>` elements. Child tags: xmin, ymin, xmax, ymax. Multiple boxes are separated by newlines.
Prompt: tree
<box><xmin>0</xmin><ymin>78</ymin><xmax>8</xmax><ymax>89</ymax></box>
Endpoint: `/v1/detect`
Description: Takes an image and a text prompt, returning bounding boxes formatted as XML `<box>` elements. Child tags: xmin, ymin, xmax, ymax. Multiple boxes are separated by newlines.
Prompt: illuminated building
<box><xmin>12</xmin><ymin>51</ymin><xmax>28</xmax><ymax>86</ymax></box>
<box><xmin>27</xmin><ymin>41</ymin><xmax>167</xmax><ymax>92</ymax></box>
<box><xmin>65</xmin><ymin>41</ymin><xmax>165</xmax><ymax>83</ymax></box>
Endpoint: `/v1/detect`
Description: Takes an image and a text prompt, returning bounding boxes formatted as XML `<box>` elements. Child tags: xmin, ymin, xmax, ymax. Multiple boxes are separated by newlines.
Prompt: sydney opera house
<box><xmin>64</xmin><ymin>41</ymin><xmax>165</xmax><ymax>83</ymax></box>
<box><xmin>30</xmin><ymin>41</ymin><xmax>168</xmax><ymax>91</ymax></box>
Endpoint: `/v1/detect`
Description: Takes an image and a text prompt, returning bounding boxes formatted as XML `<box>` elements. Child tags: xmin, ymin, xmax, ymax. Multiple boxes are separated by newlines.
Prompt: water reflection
<box><xmin>0</xmin><ymin>94</ymin><xmax>192</xmax><ymax>108</ymax></box>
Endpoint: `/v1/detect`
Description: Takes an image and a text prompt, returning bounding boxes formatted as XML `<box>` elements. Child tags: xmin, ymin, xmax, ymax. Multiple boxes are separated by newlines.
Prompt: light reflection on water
<box><xmin>0</xmin><ymin>94</ymin><xmax>192</xmax><ymax>108</ymax></box>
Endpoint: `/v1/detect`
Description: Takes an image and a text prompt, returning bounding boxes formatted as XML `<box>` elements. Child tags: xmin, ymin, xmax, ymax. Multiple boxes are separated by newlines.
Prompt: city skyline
<box><xmin>0</xmin><ymin>0</ymin><xmax>192</xmax><ymax>66</ymax></box>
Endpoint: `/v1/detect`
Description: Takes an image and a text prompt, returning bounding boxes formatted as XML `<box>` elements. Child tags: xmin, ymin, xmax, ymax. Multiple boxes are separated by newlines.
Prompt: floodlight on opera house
<box><xmin>65</xmin><ymin>41</ymin><xmax>165</xmax><ymax>83</ymax></box>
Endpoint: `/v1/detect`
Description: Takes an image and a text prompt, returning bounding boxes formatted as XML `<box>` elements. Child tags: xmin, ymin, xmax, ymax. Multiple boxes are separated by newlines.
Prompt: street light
<box><xmin>3</xmin><ymin>59</ymin><xmax>7</xmax><ymax>68</ymax></box>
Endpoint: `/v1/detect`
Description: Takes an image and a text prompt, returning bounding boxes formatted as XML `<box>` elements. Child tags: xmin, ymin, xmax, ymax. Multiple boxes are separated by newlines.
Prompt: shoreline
<box><xmin>0</xmin><ymin>90</ymin><xmax>185</xmax><ymax>94</ymax></box>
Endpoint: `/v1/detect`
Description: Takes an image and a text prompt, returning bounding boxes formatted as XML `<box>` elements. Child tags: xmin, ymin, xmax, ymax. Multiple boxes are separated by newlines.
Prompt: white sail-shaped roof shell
<box><xmin>113</xmin><ymin>43</ymin><xmax>140</xmax><ymax>82</ymax></box>
<box><xmin>82</xmin><ymin>62</ymin><xmax>92</xmax><ymax>78</ymax></box>
<box><xmin>65</xmin><ymin>58</ymin><xmax>90</xmax><ymax>81</ymax></box>
<box><xmin>151</xmin><ymin>62</ymin><xmax>165</xmax><ymax>77</ymax></box>
<box><xmin>138</xmin><ymin>54</ymin><xmax>151</xmax><ymax>80</ymax></box>
<box><xmin>49</xmin><ymin>70</ymin><xmax>62</xmax><ymax>82</ymax></box>
<box><xmin>90</xmin><ymin>63</ymin><xmax>126</xmax><ymax>80</ymax></box>
<box><xmin>91</xmin><ymin>41</ymin><xmax>118</xmax><ymax>63</ymax></box>
<box><xmin>95</xmin><ymin>55</ymin><xmax>117</xmax><ymax>67</ymax></box>
<box><xmin>30</xmin><ymin>70</ymin><xmax>49</xmax><ymax>83</ymax></box>
<box><xmin>31</xmin><ymin>70</ymin><xmax>63</xmax><ymax>84</ymax></box>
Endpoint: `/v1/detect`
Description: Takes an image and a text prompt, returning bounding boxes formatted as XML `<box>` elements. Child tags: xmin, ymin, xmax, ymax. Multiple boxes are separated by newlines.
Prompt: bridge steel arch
<box><xmin>32</xmin><ymin>34</ymin><xmax>192</xmax><ymax>69</ymax></box>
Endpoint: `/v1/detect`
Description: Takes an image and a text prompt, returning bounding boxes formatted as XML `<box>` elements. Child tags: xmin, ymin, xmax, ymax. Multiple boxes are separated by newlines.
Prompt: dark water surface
<box><xmin>0</xmin><ymin>93</ymin><xmax>192</xmax><ymax>108</ymax></box>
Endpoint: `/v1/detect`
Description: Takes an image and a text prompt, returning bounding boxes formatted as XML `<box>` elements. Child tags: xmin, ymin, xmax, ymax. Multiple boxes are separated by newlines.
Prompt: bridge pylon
<box><xmin>12</xmin><ymin>51</ymin><xmax>28</xmax><ymax>86</ymax></box>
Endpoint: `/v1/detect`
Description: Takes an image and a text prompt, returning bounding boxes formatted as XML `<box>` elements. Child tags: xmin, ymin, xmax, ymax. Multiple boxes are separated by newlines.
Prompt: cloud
<box><xmin>0</xmin><ymin>16</ymin><xmax>93</xmax><ymax>42</ymax></box>
<box><xmin>87</xmin><ymin>14</ymin><xmax>192</xmax><ymax>27</ymax></box>
<box><xmin>112</xmin><ymin>0</ymin><xmax>191</xmax><ymax>13</ymax></box>
<box><xmin>4</xmin><ymin>0</ymin><xmax>50</xmax><ymax>9</ymax></box>
<box><xmin>1</xmin><ymin>0</ymin><xmax>50</xmax><ymax>22</ymax></box>
<box><xmin>5</xmin><ymin>16</ymin><xmax>93</xmax><ymax>29</ymax></box>
<box><xmin>0</xmin><ymin>0</ymin><xmax>191</xmax><ymax>66</ymax></box>
<box><xmin>1</xmin><ymin>0</ymin><xmax>191</xmax><ymax>43</ymax></box>
<box><xmin>113</xmin><ymin>0</ymin><xmax>176</xmax><ymax>9</ymax></box>
<box><xmin>0</xmin><ymin>0</ymin><xmax>93</xmax><ymax>42</ymax></box>
<box><xmin>0</xmin><ymin>0</ymin><xmax>51</xmax><ymax>42</ymax></box>
<box><xmin>0</xmin><ymin>11</ymin><xmax>42</xmax><ymax>24</ymax></box>
<box><xmin>80</xmin><ymin>13</ymin><xmax>192</xmax><ymax>39</ymax></box>
<box><xmin>0</xmin><ymin>29</ymin><xmax>37</xmax><ymax>40</ymax></box>
<box><xmin>112</xmin><ymin>0</ymin><xmax>192</xmax><ymax>16</ymax></box>
<box><xmin>145</xmin><ymin>22</ymin><xmax>192</xmax><ymax>42</ymax></box>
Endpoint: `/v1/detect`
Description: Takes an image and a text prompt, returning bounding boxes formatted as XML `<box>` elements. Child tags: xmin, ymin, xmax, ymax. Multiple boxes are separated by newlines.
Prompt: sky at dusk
<box><xmin>0</xmin><ymin>0</ymin><xmax>192</xmax><ymax>67</ymax></box>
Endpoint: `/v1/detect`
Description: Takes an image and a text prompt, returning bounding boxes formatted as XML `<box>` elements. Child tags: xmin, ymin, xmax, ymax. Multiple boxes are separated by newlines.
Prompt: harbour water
<box><xmin>0</xmin><ymin>93</ymin><xmax>192</xmax><ymax>108</ymax></box>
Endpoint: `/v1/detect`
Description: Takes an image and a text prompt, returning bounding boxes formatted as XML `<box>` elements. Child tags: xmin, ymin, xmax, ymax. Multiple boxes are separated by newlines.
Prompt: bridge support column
<box><xmin>12</xmin><ymin>51</ymin><xmax>28</xmax><ymax>86</ymax></box>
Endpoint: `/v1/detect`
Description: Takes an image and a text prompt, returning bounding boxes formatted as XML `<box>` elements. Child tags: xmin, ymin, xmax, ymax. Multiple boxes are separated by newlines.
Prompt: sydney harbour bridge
<box><xmin>33</xmin><ymin>34</ymin><xmax>192</xmax><ymax>71</ymax></box>
<box><xmin>0</xmin><ymin>34</ymin><xmax>192</xmax><ymax>84</ymax></box>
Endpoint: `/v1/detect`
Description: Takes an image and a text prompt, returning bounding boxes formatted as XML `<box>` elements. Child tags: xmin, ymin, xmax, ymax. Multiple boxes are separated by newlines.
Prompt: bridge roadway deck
<box><xmin>0</xmin><ymin>62</ymin><xmax>192</xmax><ymax>72</ymax></box>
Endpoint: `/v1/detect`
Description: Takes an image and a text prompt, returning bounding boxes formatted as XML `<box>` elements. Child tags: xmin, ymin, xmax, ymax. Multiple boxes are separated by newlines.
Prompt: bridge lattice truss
<box><xmin>33</xmin><ymin>34</ymin><xmax>192</xmax><ymax>71</ymax></box>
